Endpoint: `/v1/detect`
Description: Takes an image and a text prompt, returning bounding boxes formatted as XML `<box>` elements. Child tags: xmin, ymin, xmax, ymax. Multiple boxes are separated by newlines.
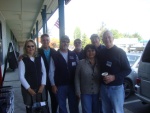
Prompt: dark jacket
<box><xmin>73</xmin><ymin>49</ymin><xmax>84</xmax><ymax>60</ymax></box>
<box><xmin>21</xmin><ymin>55</ymin><xmax>46</xmax><ymax>105</ymax></box>
<box><xmin>22</xmin><ymin>56</ymin><xmax>42</xmax><ymax>89</ymax></box>
<box><xmin>53</xmin><ymin>50</ymin><xmax>77</xmax><ymax>86</ymax></box>
<box><xmin>97</xmin><ymin>44</ymin><xmax>105</xmax><ymax>53</ymax></box>
<box><xmin>99</xmin><ymin>45</ymin><xmax>131</xmax><ymax>86</ymax></box>
<box><xmin>38</xmin><ymin>47</ymin><xmax>56</xmax><ymax>85</ymax></box>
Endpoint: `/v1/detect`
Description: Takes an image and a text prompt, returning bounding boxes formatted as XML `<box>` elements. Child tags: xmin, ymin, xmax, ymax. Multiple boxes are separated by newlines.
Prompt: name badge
<box><xmin>106</xmin><ymin>61</ymin><xmax>112</xmax><ymax>67</ymax></box>
<box><xmin>72</xmin><ymin>62</ymin><xmax>76</xmax><ymax>66</ymax></box>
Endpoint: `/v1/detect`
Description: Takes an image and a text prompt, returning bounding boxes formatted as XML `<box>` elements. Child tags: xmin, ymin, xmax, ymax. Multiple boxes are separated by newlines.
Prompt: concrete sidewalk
<box><xmin>2</xmin><ymin>68</ymin><xmax>132</xmax><ymax>113</ymax></box>
<box><xmin>3</xmin><ymin>68</ymin><xmax>25</xmax><ymax>113</ymax></box>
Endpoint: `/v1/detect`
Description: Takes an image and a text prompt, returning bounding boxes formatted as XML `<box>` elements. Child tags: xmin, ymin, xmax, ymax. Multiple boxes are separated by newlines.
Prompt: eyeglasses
<box><xmin>61</xmin><ymin>41</ymin><xmax>69</xmax><ymax>43</ymax></box>
<box><xmin>75</xmin><ymin>42</ymin><xmax>81</xmax><ymax>44</ymax></box>
<box><xmin>26</xmin><ymin>45</ymin><xmax>35</xmax><ymax>48</ymax></box>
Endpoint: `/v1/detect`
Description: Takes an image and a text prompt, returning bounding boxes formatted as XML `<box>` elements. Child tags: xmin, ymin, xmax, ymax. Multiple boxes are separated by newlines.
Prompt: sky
<box><xmin>47</xmin><ymin>0</ymin><xmax>150</xmax><ymax>40</ymax></box>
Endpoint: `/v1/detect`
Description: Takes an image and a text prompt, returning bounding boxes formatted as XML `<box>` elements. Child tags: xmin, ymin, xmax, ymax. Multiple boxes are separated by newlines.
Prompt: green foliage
<box><xmin>123</xmin><ymin>33</ymin><xmax>131</xmax><ymax>38</ymax></box>
<box><xmin>73</xmin><ymin>27</ymin><xmax>81</xmax><ymax>40</ymax></box>
<box><xmin>97</xmin><ymin>22</ymin><xmax>107</xmax><ymax>44</ymax></box>
<box><xmin>131</xmin><ymin>33</ymin><xmax>142</xmax><ymax>41</ymax></box>
<box><xmin>97</xmin><ymin>22</ymin><xmax>143</xmax><ymax>41</ymax></box>
<box><xmin>123</xmin><ymin>33</ymin><xmax>142</xmax><ymax>41</ymax></box>
<box><xmin>81</xmin><ymin>33</ymin><xmax>90</xmax><ymax>48</ymax></box>
<box><xmin>97</xmin><ymin>22</ymin><xmax>107</xmax><ymax>40</ymax></box>
<box><xmin>110</xmin><ymin>29</ymin><xmax>123</xmax><ymax>39</ymax></box>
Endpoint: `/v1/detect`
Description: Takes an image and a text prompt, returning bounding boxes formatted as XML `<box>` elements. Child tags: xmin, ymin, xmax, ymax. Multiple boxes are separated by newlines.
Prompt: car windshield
<box><xmin>127</xmin><ymin>54</ymin><xmax>140</xmax><ymax>67</ymax></box>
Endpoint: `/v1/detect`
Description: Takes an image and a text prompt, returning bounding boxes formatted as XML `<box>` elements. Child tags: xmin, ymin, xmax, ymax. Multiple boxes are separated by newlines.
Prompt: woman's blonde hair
<box><xmin>23</xmin><ymin>39</ymin><xmax>37</xmax><ymax>57</ymax></box>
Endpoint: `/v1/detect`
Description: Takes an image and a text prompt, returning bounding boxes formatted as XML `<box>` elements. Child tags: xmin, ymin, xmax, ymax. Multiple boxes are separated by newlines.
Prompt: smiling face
<box><xmin>74</xmin><ymin>39</ymin><xmax>82</xmax><ymax>51</ymax></box>
<box><xmin>60</xmin><ymin>37</ymin><xmax>70</xmax><ymax>52</ymax></box>
<box><xmin>41</xmin><ymin>35</ymin><xmax>50</xmax><ymax>49</ymax></box>
<box><xmin>24</xmin><ymin>39</ymin><xmax>36</xmax><ymax>56</ymax></box>
<box><xmin>86</xmin><ymin>48</ymin><xmax>96</xmax><ymax>59</ymax></box>
<box><xmin>102</xmin><ymin>31</ymin><xmax>114</xmax><ymax>49</ymax></box>
<box><xmin>91</xmin><ymin>37</ymin><xmax>100</xmax><ymax>48</ymax></box>
<box><xmin>26</xmin><ymin>42</ymin><xmax>36</xmax><ymax>56</ymax></box>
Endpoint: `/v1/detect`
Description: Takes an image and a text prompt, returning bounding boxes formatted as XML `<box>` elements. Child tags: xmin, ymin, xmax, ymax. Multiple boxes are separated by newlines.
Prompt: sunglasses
<box><xmin>75</xmin><ymin>42</ymin><xmax>81</xmax><ymax>44</ymax></box>
<box><xmin>26</xmin><ymin>45</ymin><xmax>35</xmax><ymax>48</ymax></box>
<box><xmin>61</xmin><ymin>41</ymin><xmax>69</xmax><ymax>43</ymax></box>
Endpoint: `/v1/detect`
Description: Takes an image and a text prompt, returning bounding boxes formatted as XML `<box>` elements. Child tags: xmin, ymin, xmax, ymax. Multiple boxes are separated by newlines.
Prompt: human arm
<box><xmin>19</xmin><ymin>60</ymin><xmax>36</xmax><ymax>95</ymax></box>
<box><xmin>49</xmin><ymin>57</ymin><xmax>57</xmax><ymax>94</ymax></box>
<box><xmin>103</xmin><ymin>51</ymin><xmax>131</xmax><ymax>84</ymax></box>
<box><xmin>38</xmin><ymin>57</ymin><xmax>46</xmax><ymax>93</ymax></box>
<box><xmin>114</xmin><ymin>52</ymin><xmax>131</xmax><ymax>81</ymax></box>
<box><xmin>103</xmin><ymin>75</ymin><xmax>115</xmax><ymax>84</ymax></box>
<box><xmin>75</xmin><ymin>61</ymin><xmax>82</xmax><ymax>99</ymax></box>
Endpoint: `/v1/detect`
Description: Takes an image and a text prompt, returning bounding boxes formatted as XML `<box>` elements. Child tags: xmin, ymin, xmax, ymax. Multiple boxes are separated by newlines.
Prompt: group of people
<box><xmin>18</xmin><ymin>30</ymin><xmax>131</xmax><ymax>113</ymax></box>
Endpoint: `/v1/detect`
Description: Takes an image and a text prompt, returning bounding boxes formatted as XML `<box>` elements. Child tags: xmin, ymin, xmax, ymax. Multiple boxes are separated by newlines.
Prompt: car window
<box><xmin>142</xmin><ymin>40</ymin><xmax>150</xmax><ymax>63</ymax></box>
<box><xmin>127</xmin><ymin>55</ymin><xmax>140</xmax><ymax>67</ymax></box>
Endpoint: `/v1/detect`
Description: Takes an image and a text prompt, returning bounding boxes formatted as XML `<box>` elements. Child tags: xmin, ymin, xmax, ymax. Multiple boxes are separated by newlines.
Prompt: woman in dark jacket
<box><xmin>19</xmin><ymin>39</ymin><xmax>46</xmax><ymax>113</ymax></box>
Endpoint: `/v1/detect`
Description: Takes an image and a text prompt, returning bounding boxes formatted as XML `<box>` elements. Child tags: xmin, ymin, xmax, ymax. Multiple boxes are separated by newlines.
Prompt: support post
<box><xmin>58</xmin><ymin>0</ymin><xmax>65</xmax><ymax>39</ymax></box>
<box><xmin>41</xmin><ymin>5</ymin><xmax>47</xmax><ymax>34</ymax></box>
<box><xmin>36</xmin><ymin>21</ymin><xmax>39</xmax><ymax>48</ymax></box>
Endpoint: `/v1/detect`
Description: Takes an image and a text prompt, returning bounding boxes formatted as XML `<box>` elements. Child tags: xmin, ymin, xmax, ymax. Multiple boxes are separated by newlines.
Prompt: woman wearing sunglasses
<box><xmin>18</xmin><ymin>39</ymin><xmax>46</xmax><ymax>113</ymax></box>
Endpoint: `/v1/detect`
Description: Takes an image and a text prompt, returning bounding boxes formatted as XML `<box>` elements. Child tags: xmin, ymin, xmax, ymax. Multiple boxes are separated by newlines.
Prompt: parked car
<box><xmin>135</xmin><ymin>40</ymin><xmax>150</xmax><ymax>104</ymax></box>
<box><xmin>124</xmin><ymin>53</ymin><xmax>141</xmax><ymax>99</ymax></box>
<box><xmin>128</xmin><ymin>46</ymin><xmax>144</xmax><ymax>53</ymax></box>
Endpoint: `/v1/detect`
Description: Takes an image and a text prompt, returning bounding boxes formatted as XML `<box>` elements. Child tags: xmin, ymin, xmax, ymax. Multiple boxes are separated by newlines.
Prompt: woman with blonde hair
<box><xmin>19</xmin><ymin>39</ymin><xmax>47</xmax><ymax>113</ymax></box>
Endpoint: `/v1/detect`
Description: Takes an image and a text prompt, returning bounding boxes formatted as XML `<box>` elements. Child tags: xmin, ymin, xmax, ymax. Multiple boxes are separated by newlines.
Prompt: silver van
<box><xmin>135</xmin><ymin>40</ymin><xmax>150</xmax><ymax>104</ymax></box>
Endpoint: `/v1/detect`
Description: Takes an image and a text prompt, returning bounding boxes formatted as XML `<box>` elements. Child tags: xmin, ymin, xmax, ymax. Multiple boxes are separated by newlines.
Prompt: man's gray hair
<box><xmin>102</xmin><ymin>30</ymin><xmax>113</xmax><ymax>39</ymax></box>
<box><xmin>60</xmin><ymin>35</ymin><xmax>70</xmax><ymax>43</ymax></box>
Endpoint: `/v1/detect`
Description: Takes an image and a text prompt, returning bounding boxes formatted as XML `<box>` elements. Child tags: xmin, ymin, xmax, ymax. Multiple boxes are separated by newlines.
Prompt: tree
<box><xmin>73</xmin><ymin>27</ymin><xmax>81</xmax><ymax>40</ymax></box>
<box><xmin>123</xmin><ymin>32</ymin><xmax>142</xmax><ymax>41</ymax></box>
<box><xmin>97</xmin><ymin>22</ymin><xmax>107</xmax><ymax>44</ymax></box>
<box><xmin>110</xmin><ymin>29</ymin><xmax>123</xmax><ymax>39</ymax></box>
<box><xmin>81</xmin><ymin>33</ymin><xmax>90</xmax><ymax>48</ymax></box>
<box><xmin>50</xmin><ymin>37</ymin><xmax>59</xmax><ymax>49</ymax></box>
<box><xmin>131</xmin><ymin>33</ymin><xmax>142</xmax><ymax>41</ymax></box>
<box><xmin>97</xmin><ymin>22</ymin><xmax>107</xmax><ymax>39</ymax></box>
<box><xmin>123</xmin><ymin>33</ymin><xmax>131</xmax><ymax>38</ymax></box>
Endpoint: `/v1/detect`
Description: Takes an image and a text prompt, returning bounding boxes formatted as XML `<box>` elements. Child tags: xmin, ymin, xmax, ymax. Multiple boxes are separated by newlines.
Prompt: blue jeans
<box><xmin>100</xmin><ymin>84</ymin><xmax>124</xmax><ymax>113</ymax></box>
<box><xmin>56</xmin><ymin>85</ymin><xmax>79</xmax><ymax>113</ymax></box>
<box><xmin>81</xmin><ymin>94</ymin><xmax>99</xmax><ymax>113</ymax></box>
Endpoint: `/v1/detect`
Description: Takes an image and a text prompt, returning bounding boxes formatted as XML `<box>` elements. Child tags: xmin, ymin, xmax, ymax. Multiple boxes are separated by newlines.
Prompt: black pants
<box><xmin>46</xmin><ymin>85</ymin><xmax>58</xmax><ymax>113</ymax></box>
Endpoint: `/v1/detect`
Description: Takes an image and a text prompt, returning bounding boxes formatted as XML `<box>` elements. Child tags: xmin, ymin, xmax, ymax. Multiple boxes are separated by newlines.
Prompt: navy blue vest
<box><xmin>38</xmin><ymin>47</ymin><xmax>56</xmax><ymax>85</ymax></box>
<box><xmin>22</xmin><ymin>56</ymin><xmax>42</xmax><ymax>89</ymax></box>
<box><xmin>52</xmin><ymin>50</ymin><xmax>77</xmax><ymax>86</ymax></box>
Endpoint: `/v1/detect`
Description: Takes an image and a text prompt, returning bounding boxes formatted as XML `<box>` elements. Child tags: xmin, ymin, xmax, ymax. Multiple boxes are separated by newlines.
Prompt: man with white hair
<box><xmin>99</xmin><ymin>30</ymin><xmax>131</xmax><ymax>113</ymax></box>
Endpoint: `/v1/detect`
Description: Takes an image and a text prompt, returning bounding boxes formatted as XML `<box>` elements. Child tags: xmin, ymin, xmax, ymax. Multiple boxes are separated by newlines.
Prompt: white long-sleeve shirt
<box><xmin>19</xmin><ymin>57</ymin><xmax>46</xmax><ymax>89</ymax></box>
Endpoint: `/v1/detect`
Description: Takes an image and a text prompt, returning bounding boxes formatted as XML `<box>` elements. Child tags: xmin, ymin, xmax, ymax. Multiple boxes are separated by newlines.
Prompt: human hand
<box><xmin>76</xmin><ymin>94</ymin><xmax>80</xmax><ymax>100</ymax></box>
<box><xmin>27</xmin><ymin>88</ymin><xmax>36</xmax><ymax>96</ymax></box>
<box><xmin>103</xmin><ymin>75</ymin><xmax>115</xmax><ymax>84</ymax></box>
<box><xmin>38</xmin><ymin>85</ymin><xmax>45</xmax><ymax>93</ymax></box>
<box><xmin>18</xmin><ymin>55</ymin><xmax>24</xmax><ymax>62</ymax></box>
<box><xmin>52</xmin><ymin>85</ymin><xmax>58</xmax><ymax>94</ymax></box>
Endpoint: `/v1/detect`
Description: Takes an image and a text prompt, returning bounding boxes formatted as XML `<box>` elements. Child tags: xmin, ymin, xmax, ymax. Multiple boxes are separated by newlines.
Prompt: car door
<box><xmin>138</xmin><ymin>40</ymin><xmax>150</xmax><ymax>98</ymax></box>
